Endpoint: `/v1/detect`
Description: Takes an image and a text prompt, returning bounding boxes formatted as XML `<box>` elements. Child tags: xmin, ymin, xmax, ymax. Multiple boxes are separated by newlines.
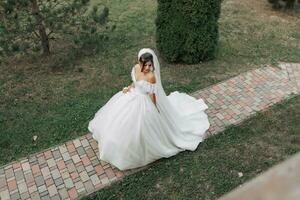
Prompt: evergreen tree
<box><xmin>156</xmin><ymin>0</ymin><xmax>221</xmax><ymax>64</ymax></box>
<box><xmin>0</xmin><ymin>0</ymin><xmax>109</xmax><ymax>56</ymax></box>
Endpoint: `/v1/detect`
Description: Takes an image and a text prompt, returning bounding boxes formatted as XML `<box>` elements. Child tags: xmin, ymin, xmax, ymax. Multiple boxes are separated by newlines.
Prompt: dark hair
<box><xmin>139</xmin><ymin>53</ymin><xmax>154</xmax><ymax>72</ymax></box>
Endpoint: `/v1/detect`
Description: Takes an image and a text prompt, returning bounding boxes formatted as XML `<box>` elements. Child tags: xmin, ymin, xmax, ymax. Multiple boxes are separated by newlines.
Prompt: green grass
<box><xmin>0</xmin><ymin>0</ymin><xmax>300</xmax><ymax>165</ymax></box>
<box><xmin>84</xmin><ymin>95</ymin><xmax>300</xmax><ymax>200</ymax></box>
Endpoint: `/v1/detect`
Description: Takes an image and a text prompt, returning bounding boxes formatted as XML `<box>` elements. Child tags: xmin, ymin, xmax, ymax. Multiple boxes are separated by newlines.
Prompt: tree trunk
<box><xmin>285</xmin><ymin>0</ymin><xmax>295</xmax><ymax>9</ymax></box>
<box><xmin>30</xmin><ymin>0</ymin><xmax>50</xmax><ymax>55</ymax></box>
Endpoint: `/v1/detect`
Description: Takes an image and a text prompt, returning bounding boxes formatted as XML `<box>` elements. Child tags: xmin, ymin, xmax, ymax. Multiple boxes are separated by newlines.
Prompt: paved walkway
<box><xmin>0</xmin><ymin>63</ymin><xmax>299</xmax><ymax>200</ymax></box>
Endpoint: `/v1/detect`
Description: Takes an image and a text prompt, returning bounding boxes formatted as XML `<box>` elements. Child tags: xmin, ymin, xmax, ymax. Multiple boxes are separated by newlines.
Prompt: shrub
<box><xmin>268</xmin><ymin>0</ymin><xmax>300</xmax><ymax>9</ymax></box>
<box><xmin>156</xmin><ymin>0</ymin><xmax>221</xmax><ymax>64</ymax></box>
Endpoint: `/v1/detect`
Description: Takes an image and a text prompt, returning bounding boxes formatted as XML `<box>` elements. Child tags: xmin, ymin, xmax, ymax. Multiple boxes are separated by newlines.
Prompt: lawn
<box><xmin>84</xmin><ymin>95</ymin><xmax>300</xmax><ymax>200</ymax></box>
<box><xmin>0</xmin><ymin>0</ymin><xmax>299</xmax><ymax>165</ymax></box>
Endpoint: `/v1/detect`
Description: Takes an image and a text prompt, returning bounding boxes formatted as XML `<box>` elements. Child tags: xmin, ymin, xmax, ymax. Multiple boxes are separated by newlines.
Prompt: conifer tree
<box><xmin>0</xmin><ymin>0</ymin><xmax>109</xmax><ymax>56</ymax></box>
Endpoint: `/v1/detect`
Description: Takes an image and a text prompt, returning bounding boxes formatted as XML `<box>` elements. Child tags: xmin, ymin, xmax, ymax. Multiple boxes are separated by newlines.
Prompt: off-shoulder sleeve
<box><xmin>145</xmin><ymin>83</ymin><xmax>156</xmax><ymax>94</ymax></box>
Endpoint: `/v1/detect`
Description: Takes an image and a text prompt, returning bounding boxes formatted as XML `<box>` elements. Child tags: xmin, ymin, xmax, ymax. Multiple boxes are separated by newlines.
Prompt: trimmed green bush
<box><xmin>156</xmin><ymin>0</ymin><xmax>221</xmax><ymax>64</ymax></box>
<box><xmin>268</xmin><ymin>0</ymin><xmax>300</xmax><ymax>9</ymax></box>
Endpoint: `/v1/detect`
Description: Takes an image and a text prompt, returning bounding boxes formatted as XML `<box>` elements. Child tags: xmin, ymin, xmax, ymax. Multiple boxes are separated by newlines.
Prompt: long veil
<box><xmin>138</xmin><ymin>48</ymin><xmax>210</xmax><ymax>151</ymax></box>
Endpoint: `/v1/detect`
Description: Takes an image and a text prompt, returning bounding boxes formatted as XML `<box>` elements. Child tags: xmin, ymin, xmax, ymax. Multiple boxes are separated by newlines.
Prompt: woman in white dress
<box><xmin>88</xmin><ymin>48</ymin><xmax>210</xmax><ymax>170</ymax></box>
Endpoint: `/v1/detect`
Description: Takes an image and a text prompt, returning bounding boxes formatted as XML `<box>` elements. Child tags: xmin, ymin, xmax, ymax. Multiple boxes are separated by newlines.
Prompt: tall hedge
<box><xmin>156</xmin><ymin>0</ymin><xmax>221</xmax><ymax>64</ymax></box>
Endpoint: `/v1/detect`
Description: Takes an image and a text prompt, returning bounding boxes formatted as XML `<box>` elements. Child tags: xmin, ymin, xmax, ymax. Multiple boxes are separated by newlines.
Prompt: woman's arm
<box><xmin>128</xmin><ymin>82</ymin><xmax>135</xmax><ymax>90</ymax></box>
<box><xmin>122</xmin><ymin>82</ymin><xmax>135</xmax><ymax>93</ymax></box>
<box><xmin>149</xmin><ymin>93</ymin><xmax>156</xmax><ymax>105</ymax></box>
<box><xmin>149</xmin><ymin>93</ymin><xmax>159</xmax><ymax>113</ymax></box>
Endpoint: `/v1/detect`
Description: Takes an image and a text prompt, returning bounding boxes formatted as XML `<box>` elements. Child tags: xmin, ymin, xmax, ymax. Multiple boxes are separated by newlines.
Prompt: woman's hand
<box><xmin>122</xmin><ymin>83</ymin><xmax>135</xmax><ymax>93</ymax></box>
<box><xmin>122</xmin><ymin>87</ymin><xmax>130</xmax><ymax>93</ymax></box>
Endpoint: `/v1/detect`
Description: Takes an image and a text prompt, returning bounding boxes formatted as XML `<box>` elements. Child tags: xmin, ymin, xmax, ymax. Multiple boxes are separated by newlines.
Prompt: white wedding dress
<box><xmin>88</xmin><ymin>48</ymin><xmax>210</xmax><ymax>170</ymax></box>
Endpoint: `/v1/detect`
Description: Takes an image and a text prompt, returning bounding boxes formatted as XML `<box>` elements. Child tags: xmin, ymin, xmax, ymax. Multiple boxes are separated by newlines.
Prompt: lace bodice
<box><xmin>131</xmin><ymin>67</ymin><xmax>156</xmax><ymax>94</ymax></box>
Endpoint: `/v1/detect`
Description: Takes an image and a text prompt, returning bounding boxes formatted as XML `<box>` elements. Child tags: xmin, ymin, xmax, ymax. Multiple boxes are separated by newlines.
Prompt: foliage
<box><xmin>268</xmin><ymin>0</ymin><xmax>300</xmax><ymax>9</ymax></box>
<box><xmin>0</xmin><ymin>0</ymin><xmax>110</xmax><ymax>56</ymax></box>
<box><xmin>156</xmin><ymin>0</ymin><xmax>222</xmax><ymax>64</ymax></box>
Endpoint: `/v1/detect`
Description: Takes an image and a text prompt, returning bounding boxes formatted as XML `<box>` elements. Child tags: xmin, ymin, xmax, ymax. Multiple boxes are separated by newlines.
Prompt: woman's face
<box><xmin>142</xmin><ymin>60</ymin><xmax>153</xmax><ymax>73</ymax></box>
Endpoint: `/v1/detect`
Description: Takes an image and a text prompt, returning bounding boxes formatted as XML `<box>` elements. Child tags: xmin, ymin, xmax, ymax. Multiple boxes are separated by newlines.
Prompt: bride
<box><xmin>88</xmin><ymin>48</ymin><xmax>210</xmax><ymax>170</ymax></box>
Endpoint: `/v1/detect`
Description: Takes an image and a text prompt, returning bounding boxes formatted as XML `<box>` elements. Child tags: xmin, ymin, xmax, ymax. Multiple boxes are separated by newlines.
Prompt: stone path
<box><xmin>0</xmin><ymin>63</ymin><xmax>299</xmax><ymax>200</ymax></box>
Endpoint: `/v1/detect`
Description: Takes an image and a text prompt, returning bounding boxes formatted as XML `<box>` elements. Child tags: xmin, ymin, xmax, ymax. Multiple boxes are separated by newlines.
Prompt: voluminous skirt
<box><xmin>88</xmin><ymin>89</ymin><xmax>209</xmax><ymax>170</ymax></box>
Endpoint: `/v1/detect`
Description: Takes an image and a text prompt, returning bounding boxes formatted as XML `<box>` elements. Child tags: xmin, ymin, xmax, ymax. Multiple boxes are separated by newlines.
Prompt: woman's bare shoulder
<box><xmin>147</xmin><ymin>72</ymin><xmax>156</xmax><ymax>84</ymax></box>
<box><xmin>134</xmin><ymin>64</ymin><xmax>140</xmax><ymax>70</ymax></box>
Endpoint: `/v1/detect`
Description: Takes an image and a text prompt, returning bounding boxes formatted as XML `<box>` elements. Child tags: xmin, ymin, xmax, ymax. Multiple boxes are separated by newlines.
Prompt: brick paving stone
<box><xmin>68</xmin><ymin>187</ymin><xmax>78</xmax><ymax>200</ymax></box>
<box><xmin>101</xmin><ymin>177</ymin><xmax>110</xmax><ymax>185</ymax></box>
<box><xmin>0</xmin><ymin>189</ymin><xmax>10</xmax><ymax>200</ymax></box>
<box><xmin>60</xmin><ymin>171</ymin><xmax>70</xmax><ymax>181</ymax></box>
<box><xmin>103</xmin><ymin>164</ymin><xmax>110</xmax><ymax>170</ymax></box>
<box><xmin>90</xmin><ymin>174</ymin><xmax>101</xmax><ymax>186</ymax></box>
<box><xmin>29</xmin><ymin>156</ymin><xmax>38</xmax><ymax>164</ymax></box>
<box><xmin>37</xmin><ymin>156</ymin><xmax>46</xmax><ymax>166</ymax></box>
<box><xmin>74</xmin><ymin>181</ymin><xmax>84</xmax><ymax>191</ymax></box>
<box><xmin>18</xmin><ymin>180</ymin><xmax>28</xmax><ymax>194</ymax></box>
<box><xmin>15</xmin><ymin>170</ymin><xmax>25</xmax><ymax>181</ymax></box>
<box><xmin>44</xmin><ymin>151</ymin><xmax>52</xmax><ymax>160</ymax></box>
<box><xmin>41</xmin><ymin>167</ymin><xmax>51</xmax><ymax>179</ymax></box>
<box><xmin>45</xmin><ymin>178</ymin><xmax>54</xmax><ymax>187</ymax></box>
<box><xmin>46</xmin><ymin>158</ymin><xmax>56</xmax><ymax>168</ymax></box>
<box><xmin>105</xmin><ymin>168</ymin><xmax>115</xmax><ymax>179</ymax></box>
<box><xmin>91</xmin><ymin>159</ymin><xmax>100</xmax><ymax>167</ymax></box>
<box><xmin>58</xmin><ymin>188</ymin><xmax>68</xmax><ymax>199</ymax></box>
<box><xmin>20</xmin><ymin>191</ymin><xmax>30</xmax><ymax>199</ymax></box>
<box><xmin>50</xmin><ymin>194</ymin><xmax>60</xmax><ymax>200</ymax></box>
<box><xmin>25</xmin><ymin>172</ymin><xmax>35</xmax><ymax>184</ymax></box>
<box><xmin>83</xmin><ymin>180</ymin><xmax>94</xmax><ymax>193</ymax></box>
<box><xmin>47</xmin><ymin>184</ymin><xmax>58</xmax><ymax>197</ymax></box>
<box><xmin>5</xmin><ymin>168</ymin><xmax>14</xmax><ymax>179</ymax></box>
<box><xmin>71</xmin><ymin>155</ymin><xmax>81</xmax><ymax>164</ymax></box>
<box><xmin>30</xmin><ymin>191</ymin><xmax>41</xmax><ymax>200</ymax></box>
<box><xmin>54</xmin><ymin>177</ymin><xmax>64</xmax><ymax>187</ymax></box>
<box><xmin>10</xmin><ymin>191</ymin><xmax>20</xmax><ymax>200</ymax></box>
<box><xmin>31</xmin><ymin>164</ymin><xmax>41</xmax><ymax>176</ymax></box>
<box><xmin>28</xmin><ymin>185</ymin><xmax>37</xmax><ymax>194</ymax></box>
<box><xmin>51</xmin><ymin>169</ymin><xmax>61</xmax><ymax>180</ymax></box>
<box><xmin>81</xmin><ymin>156</ymin><xmax>91</xmax><ymax>166</ymax></box>
<box><xmin>21</xmin><ymin>162</ymin><xmax>31</xmax><ymax>172</ymax></box>
<box><xmin>70</xmin><ymin>172</ymin><xmax>79</xmax><ymax>180</ymax></box>
<box><xmin>35</xmin><ymin>175</ymin><xmax>45</xmax><ymax>187</ymax></box>
<box><xmin>76</xmin><ymin>165</ymin><xmax>85</xmax><ymax>173</ymax></box>
<box><xmin>12</xmin><ymin>162</ymin><xmax>21</xmax><ymax>170</ymax></box>
<box><xmin>65</xmin><ymin>159</ymin><xmax>73</xmax><ymax>165</ymax></box>
<box><xmin>73</xmin><ymin>139</ymin><xmax>81</xmax><ymax>148</ymax></box>
<box><xmin>37</xmin><ymin>185</ymin><xmax>47</xmax><ymax>194</ymax></box>
<box><xmin>115</xmin><ymin>171</ymin><xmax>124</xmax><ymax>178</ymax></box>
<box><xmin>59</xmin><ymin>145</ymin><xmax>68</xmax><ymax>154</ymax></box>
<box><xmin>40</xmin><ymin>190</ymin><xmax>49</xmax><ymax>198</ymax></box>
<box><xmin>56</xmin><ymin>160</ymin><xmax>66</xmax><ymax>171</ymax></box>
<box><xmin>52</xmin><ymin>150</ymin><xmax>61</xmax><ymax>160</ymax></box>
<box><xmin>7</xmin><ymin>179</ymin><xmax>17</xmax><ymax>191</ymax></box>
<box><xmin>95</xmin><ymin>165</ymin><xmax>104</xmax><ymax>175</ymax></box>
<box><xmin>79</xmin><ymin>171</ymin><xmax>89</xmax><ymax>183</ymax></box>
<box><xmin>41</xmin><ymin>195</ymin><xmax>51</xmax><ymax>200</ymax></box>
<box><xmin>81</xmin><ymin>139</ymin><xmax>89</xmax><ymax>148</ymax></box>
<box><xmin>67</xmin><ymin>143</ymin><xmax>76</xmax><ymax>153</ymax></box>
<box><xmin>64</xmin><ymin>178</ymin><xmax>74</xmax><ymax>189</ymax></box>
<box><xmin>85</xmin><ymin>165</ymin><xmax>94</xmax><ymax>173</ymax></box>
